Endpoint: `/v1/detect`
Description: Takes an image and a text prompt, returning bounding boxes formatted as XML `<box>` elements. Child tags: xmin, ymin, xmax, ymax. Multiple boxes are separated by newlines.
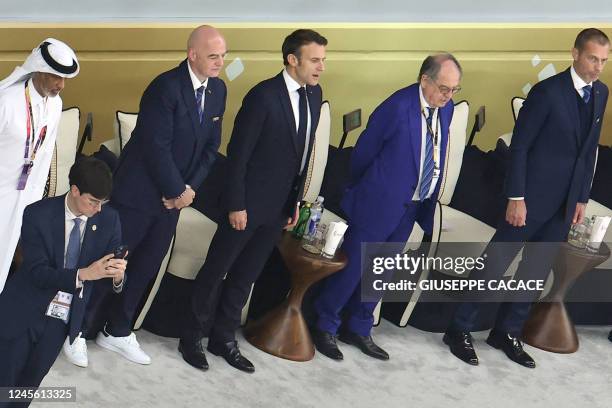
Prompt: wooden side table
<box><xmin>244</xmin><ymin>232</ymin><xmax>347</xmax><ymax>361</ymax></box>
<box><xmin>522</xmin><ymin>242</ymin><xmax>610</xmax><ymax>353</ymax></box>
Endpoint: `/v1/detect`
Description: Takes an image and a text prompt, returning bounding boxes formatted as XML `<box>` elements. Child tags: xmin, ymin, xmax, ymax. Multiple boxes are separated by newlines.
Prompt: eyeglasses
<box><xmin>429</xmin><ymin>78</ymin><xmax>462</xmax><ymax>96</ymax></box>
<box><xmin>87</xmin><ymin>197</ymin><xmax>109</xmax><ymax>208</ymax></box>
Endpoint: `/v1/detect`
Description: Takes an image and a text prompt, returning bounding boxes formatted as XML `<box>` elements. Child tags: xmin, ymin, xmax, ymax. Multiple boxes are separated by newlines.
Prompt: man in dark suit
<box><xmin>0</xmin><ymin>157</ymin><xmax>125</xmax><ymax>403</ymax></box>
<box><xmin>179</xmin><ymin>29</ymin><xmax>327</xmax><ymax>373</ymax></box>
<box><xmin>312</xmin><ymin>54</ymin><xmax>462</xmax><ymax>361</ymax></box>
<box><xmin>445</xmin><ymin>28</ymin><xmax>610</xmax><ymax>368</ymax></box>
<box><xmin>91</xmin><ymin>25</ymin><xmax>227</xmax><ymax>365</ymax></box>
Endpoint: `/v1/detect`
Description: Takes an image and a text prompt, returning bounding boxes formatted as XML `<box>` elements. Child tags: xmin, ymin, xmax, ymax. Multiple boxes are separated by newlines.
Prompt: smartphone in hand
<box><xmin>113</xmin><ymin>245</ymin><xmax>128</xmax><ymax>259</ymax></box>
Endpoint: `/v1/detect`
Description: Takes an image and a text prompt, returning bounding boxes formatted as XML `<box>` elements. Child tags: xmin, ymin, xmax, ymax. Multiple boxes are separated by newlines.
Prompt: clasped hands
<box><xmin>162</xmin><ymin>187</ymin><xmax>196</xmax><ymax>210</ymax></box>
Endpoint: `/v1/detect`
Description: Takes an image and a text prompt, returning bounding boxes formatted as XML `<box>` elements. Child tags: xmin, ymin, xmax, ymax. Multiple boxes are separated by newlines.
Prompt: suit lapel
<box><xmin>591</xmin><ymin>82</ymin><xmax>603</xmax><ymax>137</ymax></box>
<box><xmin>560</xmin><ymin>68</ymin><xmax>581</xmax><ymax>148</ymax></box>
<box><xmin>53</xmin><ymin>197</ymin><xmax>66</xmax><ymax>268</ymax></box>
<box><xmin>275</xmin><ymin>73</ymin><xmax>300</xmax><ymax>156</ymax></box>
<box><xmin>179</xmin><ymin>60</ymin><xmax>202</xmax><ymax>136</ymax></box>
<box><xmin>409</xmin><ymin>89</ymin><xmax>422</xmax><ymax>177</ymax></box>
<box><xmin>305</xmin><ymin>86</ymin><xmax>320</xmax><ymax>156</ymax></box>
<box><xmin>77</xmin><ymin>216</ymin><xmax>97</xmax><ymax>268</ymax></box>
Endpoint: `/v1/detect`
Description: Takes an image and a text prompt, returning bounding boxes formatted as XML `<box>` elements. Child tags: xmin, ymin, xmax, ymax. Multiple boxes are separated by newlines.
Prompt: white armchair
<box><xmin>46</xmin><ymin>107</ymin><xmax>81</xmax><ymax>197</ymax></box>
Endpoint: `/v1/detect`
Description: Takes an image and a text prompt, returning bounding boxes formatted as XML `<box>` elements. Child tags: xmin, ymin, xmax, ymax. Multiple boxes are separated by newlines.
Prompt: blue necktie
<box><xmin>65</xmin><ymin>218</ymin><xmax>82</xmax><ymax>269</ymax></box>
<box><xmin>582</xmin><ymin>85</ymin><xmax>592</xmax><ymax>103</ymax></box>
<box><xmin>195</xmin><ymin>85</ymin><xmax>205</xmax><ymax>124</ymax></box>
<box><xmin>419</xmin><ymin>107</ymin><xmax>435</xmax><ymax>202</ymax></box>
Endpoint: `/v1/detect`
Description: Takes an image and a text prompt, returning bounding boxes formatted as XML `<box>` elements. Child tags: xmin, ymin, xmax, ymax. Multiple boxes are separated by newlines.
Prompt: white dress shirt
<box><xmin>187</xmin><ymin>62</ymin><xmax>209</xmax><ymax>113</ymax></box>
<box><xmin>64</xmin><ymin>194</ymin><xmax>88</xmax><ymax>261</ymax></box>
<box><xmin>570</xmin><ymin>65</ymin><xmax>593</xmax><ymax>97</ymax></box>
<box><xmin>282</xmin><ymin>69</ymin><xmax>311</xmax><ymax>174</ymax></box>
<box><xmin>412</xmin><ymin>86</ymin><xmax>440</xmax><ymax>201</ymax></box>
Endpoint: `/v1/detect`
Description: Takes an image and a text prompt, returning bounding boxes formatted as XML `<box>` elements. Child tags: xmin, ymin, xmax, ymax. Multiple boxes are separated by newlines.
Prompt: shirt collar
<box><xmin>27</xmin><ymin>77</ymin><xmax>46</xmax><ymax>107</ymax></box>
<box><xmin>570</xmin><ymin>65</ymin><xmax>592</xmax><ymax>92</ymax></box>
<box><xmin>65</xmin><ymin>194</ymin><xmax>88</xmax><ymax>224</ymax></box>
<box><xmin>283</xmin><ymin>68</ymin><xmax>303</xmax><ymax>93</ymax></box>
<box><xmin>187</xmin><ymin>61</ymin><xmax>209</xmax><ymax>91</ymax></box>
<box><xmin>419</xmin><ymin>85</ymin><xmax>436</xmax><ymax>115</ymax></box>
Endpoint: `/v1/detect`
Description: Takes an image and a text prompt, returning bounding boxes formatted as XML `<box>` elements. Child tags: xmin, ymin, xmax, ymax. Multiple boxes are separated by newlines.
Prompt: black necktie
<box><xmin>297</xmin><ymin>87</ymin><xmax>307</xmax><ymax>150</ymax></box>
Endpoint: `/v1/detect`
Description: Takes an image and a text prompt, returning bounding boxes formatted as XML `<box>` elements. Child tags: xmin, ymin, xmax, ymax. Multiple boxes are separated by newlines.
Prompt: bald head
<box><xmin>187</xmin><ymin>25</ymin><xmax>227</xmax><ymax>81</ymax></box>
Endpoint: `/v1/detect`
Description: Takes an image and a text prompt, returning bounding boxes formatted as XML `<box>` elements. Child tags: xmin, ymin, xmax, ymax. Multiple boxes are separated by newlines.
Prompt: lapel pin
<box><xmin>207</xmin><ymin>89</ymin><xmax>212</xmax><ymax>94</ymax></box>
<box><xmin>596</xmin><ymin>117</ymin><xmax>601</xmax><ymax>123</ymax></box>
<box><xmin>92</xmin><ymin>225</ymin><xmax>97</xmax><ymax>231</ymax></box>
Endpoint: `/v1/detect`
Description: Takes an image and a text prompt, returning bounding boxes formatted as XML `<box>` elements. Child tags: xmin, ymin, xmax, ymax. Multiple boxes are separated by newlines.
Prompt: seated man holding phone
<box><xmin>0</xmin><ymin>157</ymin><xmax>127</xmax><ymax>395</ymax></box>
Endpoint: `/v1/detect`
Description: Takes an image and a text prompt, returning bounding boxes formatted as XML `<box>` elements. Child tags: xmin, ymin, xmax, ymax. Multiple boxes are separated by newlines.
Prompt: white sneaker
<box><xmin>63</xmin><ymin>335</ymin><xmax>88</xmax><ymax>368</ymax></box>
<box><xmin>95</xmin><ymin>331</ymin><xmax>151</xmax><ymax>365</ymax></box>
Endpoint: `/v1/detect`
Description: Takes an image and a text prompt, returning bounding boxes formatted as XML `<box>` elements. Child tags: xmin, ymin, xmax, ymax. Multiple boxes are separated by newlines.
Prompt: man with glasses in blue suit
<box><xmin>313</xmin><ymin>53</ymin><xmax>462</xmax><ymax>361</ymax></box>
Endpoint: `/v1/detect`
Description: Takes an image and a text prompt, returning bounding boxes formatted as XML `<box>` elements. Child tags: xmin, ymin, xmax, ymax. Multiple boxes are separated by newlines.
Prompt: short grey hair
<box><xmin>417</xmin><ymin>53</ymin><xmax>462</xmax><ymax>82</ymax></box>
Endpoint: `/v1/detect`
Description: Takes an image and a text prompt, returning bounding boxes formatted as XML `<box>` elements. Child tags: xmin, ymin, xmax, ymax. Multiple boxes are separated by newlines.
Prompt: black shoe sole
<box><xmin>178</xmin><ymin>343</ymin><xmax>209</xmax><ymax>370</ymax></box>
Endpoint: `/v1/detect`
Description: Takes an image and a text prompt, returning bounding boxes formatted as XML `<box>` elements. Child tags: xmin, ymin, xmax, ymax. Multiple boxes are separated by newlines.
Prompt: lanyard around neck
<box><xmin>24</xmin><ymin>81</ymin><xmax>48</xmax><ymax>163</ymax></box>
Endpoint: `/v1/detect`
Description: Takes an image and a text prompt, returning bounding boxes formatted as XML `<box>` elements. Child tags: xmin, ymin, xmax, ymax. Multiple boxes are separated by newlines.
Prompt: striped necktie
<box><xmin>582</xmin><ymin>85</ymin><xmax>592</xmax><ymax>103</ymax></box>
<box><xmin>419</xmin><ymin>107</ymin><xmax>435</xmax><ymax>202</ymax></box>
<box><xmin>196</xmin><ymin>85</ymin><xmax>205</xmax><ymax>124</ymax></box>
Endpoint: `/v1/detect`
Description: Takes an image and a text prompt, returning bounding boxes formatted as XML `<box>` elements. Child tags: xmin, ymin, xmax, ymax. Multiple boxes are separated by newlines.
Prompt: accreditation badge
<box><xmin>45</xmin><ymin>291</ymin><xmax>73</xmax><ymax>323</ymax></box>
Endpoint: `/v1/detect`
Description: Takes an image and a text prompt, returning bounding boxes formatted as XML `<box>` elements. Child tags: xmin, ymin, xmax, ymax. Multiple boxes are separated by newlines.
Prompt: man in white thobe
<box><xmin>0</xmin><ymin>38</ymin><xmax>79</xmax><ymax>292</ymax></box>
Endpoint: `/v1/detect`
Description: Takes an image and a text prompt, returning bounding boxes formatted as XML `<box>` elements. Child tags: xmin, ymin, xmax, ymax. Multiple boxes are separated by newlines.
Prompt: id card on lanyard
<box><xmin>421</xmin><ymin>107</ymin><xmax>441</xmax><ymax>178</ymax></box>
<box><xmin>17</xmin><ymin>82</ymin><xmax>48</xmax><ymax>191</ymax></box>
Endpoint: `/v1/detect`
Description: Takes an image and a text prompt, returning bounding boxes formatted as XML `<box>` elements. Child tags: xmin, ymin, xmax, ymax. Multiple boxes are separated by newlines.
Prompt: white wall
<box><xmin>2</xmin><ymin>0</ymin><xmax>611</xmax><ymax>22</ymax></box>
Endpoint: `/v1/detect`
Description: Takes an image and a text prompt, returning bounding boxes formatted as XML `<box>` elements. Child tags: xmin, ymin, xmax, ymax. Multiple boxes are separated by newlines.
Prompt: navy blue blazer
<box><xmin>505</xmin><ymin>67</ymin><xmax>608</xmax><ymax>222</ymax></box>
<box><xmin>341</xmin><ymin>83</ymin><xmax>454</xmax><ymax>238</ymax></box>
<box><xmin>0</xmin><ymin>196</ymin><xmax>122</xmax><ymax>343</ymax></box>
<box><xmin>225</xmin><ymin>71</ymin><xmax>322</xmax><ymax>224</ymax></box>
<box><xmin>112</xmin><ymin>59</ymin><xmax>227</xmax><ymax>214</ymax></box>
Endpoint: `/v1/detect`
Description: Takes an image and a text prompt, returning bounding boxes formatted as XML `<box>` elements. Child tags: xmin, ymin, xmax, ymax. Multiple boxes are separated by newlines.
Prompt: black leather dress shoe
<box><xmin>178</xmin><ymin>338</ymin><xmax>209</xmax><ymax>370</ymax></box>
<box><xmin>207</xmin><ymin>340</ymin><xmax>254</xmax><ymax>373</ymax></box>
<box><xmin>486</xmin><ymin>330</ymin><xmax>535</xmax><ymax>369</ymax></box>
<box><xmin>443</xmin><ymin>331</ymin><xmax>479</xmax><ymax>366</ymax></box>
<box><xmin>608</xmin><ymin>330</ymin><xmax>612</xmax><ymax>342</ymax></box>
<box><xmin>311</xmin><ymin>329</ymin><xmax>343</xmax><ymax>360</ymax></box>
<box><xmin>338</xmin><ymin>330</ymin><xmax>389</xmax><ymax>360</ymax></box>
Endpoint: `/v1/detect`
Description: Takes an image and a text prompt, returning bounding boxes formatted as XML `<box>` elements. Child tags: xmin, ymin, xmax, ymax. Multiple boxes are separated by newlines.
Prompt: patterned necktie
<box><xmin>65</xmin><ymin>218</ymin><xmax>82</xmax><ymax>269</ymax></box>
<box><xmin>196</xmin><ymin>85</ymin><xmax>205</xmax><ymax>124</ymax></box>
<box><xmin>582</xmin><ymin>85</ymin><xmax>592</xmax><ymax>103</ymax></box>
<box><xmin>419</xmin><ymin>107</ymin><xmax>435</xmax><ymax>202</ymax></box>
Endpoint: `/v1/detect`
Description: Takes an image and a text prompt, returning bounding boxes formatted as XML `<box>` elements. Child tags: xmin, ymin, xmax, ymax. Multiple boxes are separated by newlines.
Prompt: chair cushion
<box><xmin>115</xmin><ymin>111</ymin><xmax>138</xmax><ymax>152</ymax></box>
<box><xmin>54</xmin><ymin>107</ymin><xmax>80</xmax><ymax>196</ymax></box>
<box><xmin>166</xmin><ymin>207</ymin><xmax>218</xmax><ymax>280</ymax></box>
<box><xmin>303</xmin><ymin>101</ymin><xmax>330</xmax><ymax>203</ymax></box>
<box><xmin>439</xmin><ymin>101</ymin><xmax>469</xmax><ymax>205</ymax></box>
<box><xmin>449</xmin><ymin>145</ymin><xmax>508</xmax><ymax>228</ymax></box>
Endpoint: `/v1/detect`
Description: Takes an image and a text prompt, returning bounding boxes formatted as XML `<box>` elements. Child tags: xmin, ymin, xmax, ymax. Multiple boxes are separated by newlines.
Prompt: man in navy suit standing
<box><xmin>312</xmin><ymin>54</ymin><xmax>462</xmax><ymax>361</ymax></box>
<box><xmin>0</xmin><ymin>157</ymin><xmax>125</xmax><ymax>403</ymax></box>
<box><xmin>445</xmin><ymin>28</ymin><xmax>610</xmax><ymax>368</ymax></box>
<box><xmin>179</xmin><ymin>29</ymin><xmax>327</xmax><ymax>373</ymax></box>
<box><xmin>89</xmin><ymin>25</ymin><xmax>227</xmax><ymax>365</ymax></box>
